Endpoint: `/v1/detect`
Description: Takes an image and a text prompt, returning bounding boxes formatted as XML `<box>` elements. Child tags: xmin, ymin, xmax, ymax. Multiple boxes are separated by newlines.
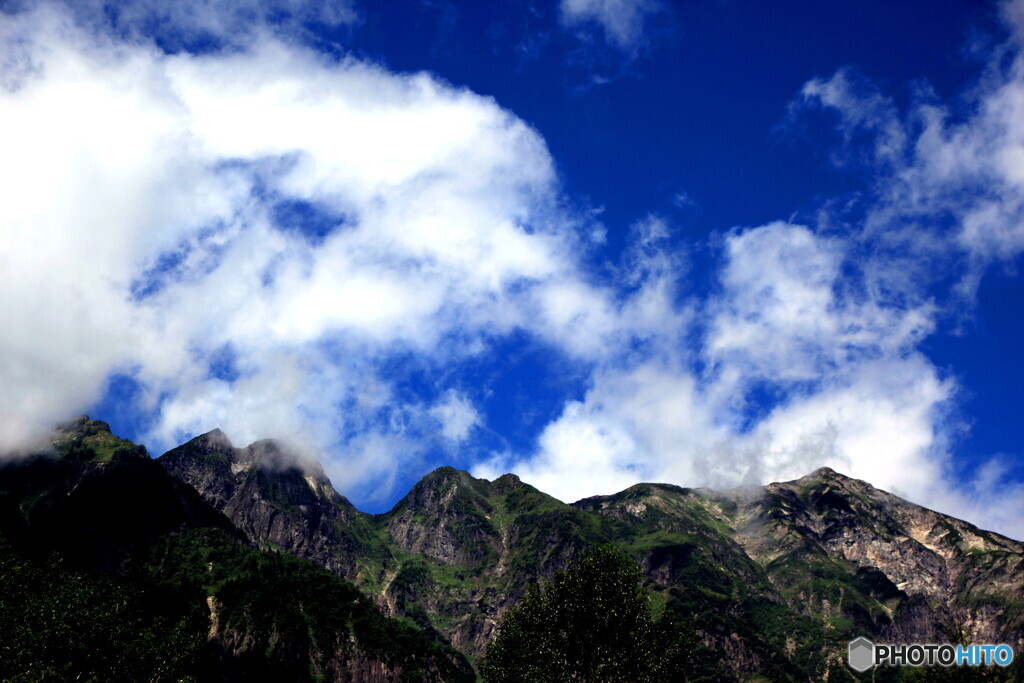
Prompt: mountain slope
<box><xmin>378</xmin><ymin>467</ymin><xmax>626</xmax><ymax>655</ymax></box>
<box><xmin>0</xmin><ymin>418</ymin><xmax>475</xmax><ymax>682</ymax></box>
<box><xmin>576</xmin><ymin>468</ymin><xmax>1024</xmax><ymax>676</ymax></box>
<box><xmin>156</xmin><ymin>445</ymin><xmax>623</xmax><ymax>657</ymax></box>
<box><xmin>159</xmin><ymin>429</ymin><xmax>392</xmax><ymax>584</ymax></box>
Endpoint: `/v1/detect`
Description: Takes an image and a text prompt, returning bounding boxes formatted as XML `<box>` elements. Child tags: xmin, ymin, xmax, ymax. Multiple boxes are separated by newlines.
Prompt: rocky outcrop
<box><xmin>158</xmin><ymin>430</ymin><xmax>390</xmax><ymax>582</ymax></box>
<box><xmin>578</xmin><ymin>467</ymin><xmax>1024</xmax><ymax>669</ymax></box>
<box><xmin>378</xmin><ymin>468</ymin><xmax>612</xmax><ymax>658</ymax></box>
<box><xmin>739</xmin><ymin>468</ymin><xmax>1024</xmax><ymax>650</ymax></box>
<box><xmin>384</xmin><ymin>467</ymin><xmax>502</xmax><ymax>568</ymax></box>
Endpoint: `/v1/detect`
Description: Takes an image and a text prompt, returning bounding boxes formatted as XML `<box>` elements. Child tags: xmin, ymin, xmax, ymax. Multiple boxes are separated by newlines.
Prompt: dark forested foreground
<box><xmin>0</xmin><ymin>417</ymin><xmax>1022</xmax><ymax>681</ymax></box>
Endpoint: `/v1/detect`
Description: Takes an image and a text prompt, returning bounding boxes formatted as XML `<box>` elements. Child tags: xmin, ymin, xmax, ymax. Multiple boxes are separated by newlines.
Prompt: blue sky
<box><xmin>2</xmin><ymin>0</ymin><xmax>1024</xmax><ymax>537</ymax></box>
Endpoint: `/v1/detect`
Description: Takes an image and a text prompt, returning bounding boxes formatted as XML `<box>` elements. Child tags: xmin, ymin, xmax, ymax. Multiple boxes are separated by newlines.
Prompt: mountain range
<box><xmin>1</xmin><ymin>416</ymin><xmax>1021</xmax><ymax>681</ymax></box>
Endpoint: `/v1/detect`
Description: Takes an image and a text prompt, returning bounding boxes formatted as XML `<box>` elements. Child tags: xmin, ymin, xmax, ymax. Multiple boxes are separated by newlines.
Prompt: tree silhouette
<box><xmin>481</xmin><ymin>544</ymin><xmax>695</xmax><ymax>682</ymax></box>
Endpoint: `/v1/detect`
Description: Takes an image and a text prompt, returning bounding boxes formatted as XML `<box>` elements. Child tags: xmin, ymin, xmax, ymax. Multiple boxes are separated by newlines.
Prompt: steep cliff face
<box><xmin>731</xmin><ymin>468</ymin><xmax>1024</xmax><ymax>650</ymax></box>
<box><xmin>385</xmin><ymin>467</ymin><xmax>502</xmax><ymax>568</ymax></box>
<box><xmin>156</xmin><ymin>446</ymin><xmax>622</xmax><ymax>659</ymax></box>
<box><xmin>158</xmin><ymin>430</ymin><xmax>392</xmax><ymax>583</ymax></box>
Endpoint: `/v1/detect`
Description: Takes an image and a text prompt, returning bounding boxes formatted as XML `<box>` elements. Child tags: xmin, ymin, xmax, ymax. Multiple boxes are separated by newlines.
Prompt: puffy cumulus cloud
<box><xmin>430</xmin><ymin>390</ymin><xmax>480</xmax><ymax>443</ymax></box>
<box><xmin>484</xmin><ymin>223</ymin><xmax>939</xmax><ymax>492</ymax></box>
<box><xmin>747</xmin><ymin>356</ymin><xmax>953</xmax><ymax>495</ymax></box>
<box><xmin>559</xmin><ymin>0</ymin><xmax>660</xmax><ymax>53</ymax></box>
<box><xmin>0</xmin><ymin>4</ymin><xmax>214</xmax><ymax>447</ymax></box>
<box><xmin>704</xmin><ymin>224</ymin><xmax>950</xmax><ymax>503</ymax></box>
<box><xmin>705</xmin><ymin>222</ymin><xmax>935</xmax><ymax>401</ymax></box>
<box><xmin>0</xmin><ymin>3</ymin><xmax>565</xmax><ymax>448</ymax></box>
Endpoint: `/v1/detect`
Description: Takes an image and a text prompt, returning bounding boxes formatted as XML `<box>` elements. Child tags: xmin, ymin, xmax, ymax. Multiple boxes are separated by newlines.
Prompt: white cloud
<box><xmin>476</xmin><ymin>358</ymin><xmax>721</xmax><ymax>501</ymax></box>
<box><xmin>559</xmin><ymin>0</ymin><xmax>660</xmax><ymax>53</ymax></box>
<box><xmin>747</xmin><ymin>355</ymin><xmax>954</xmax><ymax>495</ymax></box>
<box><xmin>799</xmin><ymin>68</ymin><xmax>906</xmax><ymax>169</ymax></box>
<box><xmin>706</xmin><ymin>222</ymin><xmax>935</xmax><ymax>399</ymax></box>
<box><xmin>485</xmin><ymin>223</ymin><xmax>943</xmax><ymax>499</ymax></box>
<box><xmin>430</xmin><ymin>390</ymin><xmax>480</xmax><ymax>443</ymax></box>
<box><xmin>0</xmin><ymin>3</ymin><xmax>568</xmax><ymax>453</ymax></box>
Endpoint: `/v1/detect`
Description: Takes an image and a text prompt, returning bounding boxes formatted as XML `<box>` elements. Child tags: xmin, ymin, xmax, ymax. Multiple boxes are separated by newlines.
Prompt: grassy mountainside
<box><xmin>576</xmin><ymin>471</ymin><xmax>1024</xmax><ymax>680</ymax></box>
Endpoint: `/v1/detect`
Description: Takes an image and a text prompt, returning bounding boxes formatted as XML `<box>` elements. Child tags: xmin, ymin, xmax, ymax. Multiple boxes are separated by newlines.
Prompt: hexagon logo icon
<box><xmin>848</xmin><ymin>637</ymin><xmax>875</xmax><ymax>672</ymax></box>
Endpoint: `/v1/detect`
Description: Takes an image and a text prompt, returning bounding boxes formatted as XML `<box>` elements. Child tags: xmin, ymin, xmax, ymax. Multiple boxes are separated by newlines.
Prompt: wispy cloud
<box><xmin>795</xmin><ymin>17</ymin><xmax>1024</xmax><ymax>300</ymax></box>
<box><xmin>558</xmin><ymin>0</ymin><xmax>661</xmax><ymax>54</ymax></box>
<box><xmin>23</xmin><ymin>0</ymin><xmax>359</xmax><ymax>51</ymax></box>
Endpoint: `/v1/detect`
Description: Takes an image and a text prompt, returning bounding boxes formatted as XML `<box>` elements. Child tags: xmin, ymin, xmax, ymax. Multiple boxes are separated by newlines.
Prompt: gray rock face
<box><xmin>580</xmin><ymin>467</ymin><xmax>1024</xmax><ymax>659</ymax></box>
<box><xmin>743</xmin><ymin>468</ymin><xmax>1024</xmax><ymax>650</ymax></box>
<box><xmin>384</xmin><ymin>467</ymin><xmax>502</xmax><ymax>568</ymax></box>
<box><xmin>378</xmin><ymin>467</ymin><xmax>605</xmax><ymax>656</ymax></box>
<box><xmin>158</xmin><ymin>430</ymin><xmax>388</xmax><ymax>581</ymax></box>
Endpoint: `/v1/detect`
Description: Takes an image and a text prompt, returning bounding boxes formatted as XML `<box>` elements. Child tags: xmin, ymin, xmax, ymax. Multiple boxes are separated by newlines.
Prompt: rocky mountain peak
<box><xmin>49</xmin><ymin>415</ymin><xmax>147</xmax><ymax>464</ymax></box>
<box><xmin>807</xmin><ymin>465</ymin><xmax>840</xmax><ymax>479</ymax></box>
<box><xmin>385</xmin><ymin>467</ymin><xmax>499</xmax><ymax>567</ymax></box>
<box><xmin>489</xmin><ymin>472</ymin><xmax>523</xmax><ymax>495</ymax></box>
<box><xmin>165</xmin><ymin>430</ymin><xmax>330</xmax><ymax>486</ymax></box>
<box><xmin>157</xmin><ymin>430</ymin><xmax>382</xmax><ymax>581</ymax></box>
<box><xmin>395</xmin><ymin>467</ymin><xmax>491</xmax><ymax>510</ymax></box>
<box><xmin>53</xmin><ymin>414</ymin><xmax>110</xmax><ymax>437</ymax></box>
<box><xmin>167</xmin><ymin>428</ymin><xmax>235</xmax><ymax>465</ymax></box>
<box><xmin>158</xmin><ymin>430</ymin><xmax>326</xmax><ymax>496</ymax></box>
<box><xmin>572</xmin><ymin>482</ymin><xmax>704</xmax><ymax>523</ymax></box>
<box><xmin>193</xmin><ymin>427</ymin><xmax>232</xmax><ymax>449</ymax></box>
